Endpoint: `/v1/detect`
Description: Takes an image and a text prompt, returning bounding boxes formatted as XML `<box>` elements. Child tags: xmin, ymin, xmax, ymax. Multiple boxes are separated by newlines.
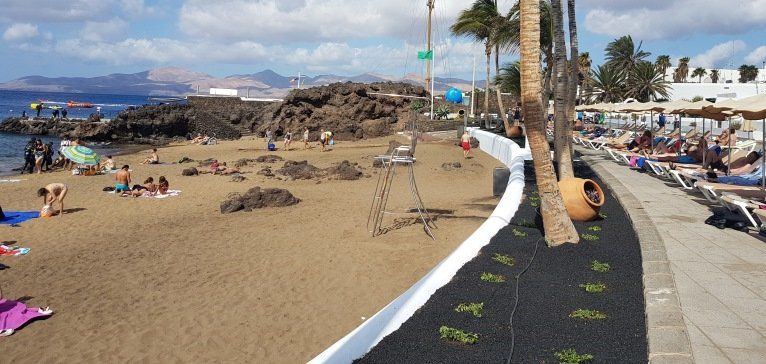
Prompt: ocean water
<box><xmin>0</xmin><ymin>90</ymin><xmax>153</xmax><ymax>120</ymax></box>
<box><xmin>0</xmin><ymin>90</ymin><xmax>151</xmax><ymax>175</ymax></box>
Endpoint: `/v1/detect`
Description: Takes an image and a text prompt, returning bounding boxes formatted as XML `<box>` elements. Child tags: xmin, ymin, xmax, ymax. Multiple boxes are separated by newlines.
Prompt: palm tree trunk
<box><xmin>566</xmin><ymin>0</ymin><xmax>579</xmax><ymax>125</ymax></box>
<box><xmin>552</xmin><ymin>0</ymin><xmax>574</xmax><ymax>179</ymax></box>
<box><xmin>520</xmin><ymin>0</ymin><xmax>579</xmax><ymax>246</ymax></box>
<box><xmin>495</xmin><ymin>45</ymin><xmax>512</xmax><ymax>137</ymax></box>
<box><xmin>485</xmin><ymin>44</ymin><xmax>492</xmax><ymax>129</ymax></box>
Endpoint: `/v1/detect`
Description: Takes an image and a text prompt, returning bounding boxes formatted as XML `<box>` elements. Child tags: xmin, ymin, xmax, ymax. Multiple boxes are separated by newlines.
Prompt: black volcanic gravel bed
<box><xmin>357</xmin><ymin>161</ymin><xmax>647</xmax><ymax>363</ymax></box>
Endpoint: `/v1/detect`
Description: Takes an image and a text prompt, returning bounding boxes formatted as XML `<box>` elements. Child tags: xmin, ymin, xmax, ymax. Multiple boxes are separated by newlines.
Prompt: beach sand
<box><xmin>0</xmin><ymin>134</ymin><xmax>500</xmax><ymax>363</ymax></box>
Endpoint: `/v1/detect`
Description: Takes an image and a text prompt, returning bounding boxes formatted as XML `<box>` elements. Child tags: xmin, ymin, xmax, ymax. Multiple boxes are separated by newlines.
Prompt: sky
<box><xmin>2</xmin><ymin>0</ymin><xmax>766</xmax><ymax>82</ymax></box>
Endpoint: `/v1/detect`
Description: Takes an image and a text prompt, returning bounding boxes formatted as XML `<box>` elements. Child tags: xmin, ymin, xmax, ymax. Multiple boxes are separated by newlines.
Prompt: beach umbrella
<box><xmin>62</xmin><ymin>146</ymin><xmax>100</xmax><ymax>166</ymax></box>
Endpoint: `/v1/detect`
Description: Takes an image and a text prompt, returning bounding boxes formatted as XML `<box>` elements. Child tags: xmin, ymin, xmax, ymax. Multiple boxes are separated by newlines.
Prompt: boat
<box><xmin>29</xmin><ymin>103</ymin><xmax>62</xmax><ymax>110</ymax></box>
<box><xmin>67</xmin><ymin>101</ymin><xmax>94</xmax><ymax>108</ymax></box>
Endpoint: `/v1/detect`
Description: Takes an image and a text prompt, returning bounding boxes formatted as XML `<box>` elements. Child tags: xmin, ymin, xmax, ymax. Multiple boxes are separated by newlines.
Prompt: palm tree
<box><xmin>451</xmin><ymin>0</ymin><xmax>496</xmax><ymax>130</ymax></box>
<box><xmin>605</xmin><ymin>35</ymin><xmax>651</xmax><ymax>73</ymax></box>
<box><xmin>577</xmin><ymin>52</ymin><xmax>592</xmax><ymax>102</ymax></box>
<box><xmin>507</xmin><ymin>1</ymin><xmax>554</xmax><ymax>104</ymax></box>
<box><xmin>566</xmin><ymin>0</ymin><xmax>579</xmax><ymax>119</ymax></box>
<box><xmin>655</xmin><ymin>55</ymin><xmax>671</xmax><ymax>82</ymax></box>
<box><xmin>628</xmin><ymin>61</ymin><xmax>671</xmax><ymax>102</ymax></box>
<box><xmin>674</xmin><ymin>57</ymin><xmax>690</xmax><ymax>83</ymax></box>
<box><xmin>492</xmin><ymin>7</ymin><xmax>516</xmax><ymax>135</ymax></box>
<box><xmin>496</xmin><ymin>61</ymin><xmax>521</xmax><ymax>97</ymax></box>
<box><xmin>519</xmin><ymin>0</ymin><xmax>578</xmax><ymax>246</ymax></box>
<box><xmin>738</xmin><ymin>64</ymin><xmax>759</xmax><ymax>83</ymax></box>
<box><xmin>691</xmin><ymin>67</ymin><xmax>707</xmax><ymax>83</ymax></box>
<box><xmin>710</xmin><ymin>69</ymin><xmax>720</xmax><ymax>83</ymax></box>
<box><xmin>550</xmin><ymin>0</ymin><xmax>573</xmax><ymax>179</ymax></box>
<box><xmin>590</xmin><ymin>64</ymin><xmax>625</xmax><ymax>103</ymax></box>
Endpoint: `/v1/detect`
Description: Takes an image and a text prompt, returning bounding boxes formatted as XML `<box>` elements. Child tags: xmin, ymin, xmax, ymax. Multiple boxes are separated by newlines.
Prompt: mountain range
<box><xmin>0</xmin><ymin>67</ymin><xmax>487</xmax><ymax>97</ymax></box>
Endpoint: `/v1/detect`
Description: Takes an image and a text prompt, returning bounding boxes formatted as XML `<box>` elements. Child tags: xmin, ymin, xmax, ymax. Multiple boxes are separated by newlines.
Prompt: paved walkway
<box><xmin>579</xmin><ymin>149</ymin><xmax>766</xmax><ymax>364</ymax></box>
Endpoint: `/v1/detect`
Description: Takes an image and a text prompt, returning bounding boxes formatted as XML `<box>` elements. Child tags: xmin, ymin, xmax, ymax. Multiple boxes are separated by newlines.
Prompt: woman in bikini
<box><xmin>37</xmin><ymin>183</ymin><xmax>68</xmax><ymax>217</ymax></box>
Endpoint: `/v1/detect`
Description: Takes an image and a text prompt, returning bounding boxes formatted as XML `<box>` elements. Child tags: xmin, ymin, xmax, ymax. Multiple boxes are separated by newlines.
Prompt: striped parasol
<box><xmin>61</xmin><ymin>146</ymin><xmax>100</xmax><ymax>165</ymax></box>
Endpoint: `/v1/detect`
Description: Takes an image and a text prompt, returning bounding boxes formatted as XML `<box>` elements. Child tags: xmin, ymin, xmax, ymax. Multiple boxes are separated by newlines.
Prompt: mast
<box><xmin>425</xmin><ymin>0</ymin><xmax>435</xmax><ymax>120</ymax></box>
<box><xmin>470</xmin><ymin>55</ymin><xmax>476</xmax><ymax>117</ymax></box>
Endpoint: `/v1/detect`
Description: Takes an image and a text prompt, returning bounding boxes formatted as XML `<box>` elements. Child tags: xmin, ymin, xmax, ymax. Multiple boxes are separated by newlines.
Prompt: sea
<box><xmin>0</xmin><ymin>90</ymin><xmax>157</xmax><ymax>175</ymax></box>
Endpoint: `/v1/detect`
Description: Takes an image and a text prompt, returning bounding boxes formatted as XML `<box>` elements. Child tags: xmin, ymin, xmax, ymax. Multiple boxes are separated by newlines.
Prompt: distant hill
<box><xmin>0</xmin><ymin>67</ymin><xmax>486</xmax><ymax>97</ymax></box>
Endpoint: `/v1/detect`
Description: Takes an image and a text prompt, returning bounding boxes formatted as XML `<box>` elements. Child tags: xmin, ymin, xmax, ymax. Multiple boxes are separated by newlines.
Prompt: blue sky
<box><xmin>2</xmin><ymin>0</ymin><xmax>766</xmax><ymax>81</ymax></box>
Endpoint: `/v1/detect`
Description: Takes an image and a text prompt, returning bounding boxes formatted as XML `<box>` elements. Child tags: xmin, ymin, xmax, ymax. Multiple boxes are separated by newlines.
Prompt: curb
<box><xmin>579</xmin><ymin>151</ymin><xmax>694</xmax><ymax>364</ymax></box>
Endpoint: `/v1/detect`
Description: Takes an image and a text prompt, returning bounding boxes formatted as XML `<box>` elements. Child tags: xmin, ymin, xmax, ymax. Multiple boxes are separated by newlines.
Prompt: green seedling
<box><xmin>517</xmin><ymin>219</ymin><xmax>536</xmax><ymax>228</ymax></box>
<box><xmin>554</xmin><ymin>348</ymin><xmax>594</xmax><ymax>364</ymax></box>
<box><xmin>439</xmin><ymin>326</ymin><xmax>478</xmax><ymax>344</ymax></box>
<box><xmin>569</xmin><ymin>309</ymin><xmax>607</xmax><ymax>320</ymax></box>
<box><xmin>492</xmin><ymin>253</ymin><xmax>515</xmax><ymax>266</ymax></box>
<box><xmin>587</xmin><ymin>226</ymin><xmax>601</xmax><ymax>232</ymax></box>
<box><xmin>480</xmin><ymin>272</ymin><xmax>506</xmax><ymax>283</ymax></box>
<box><xmin>590</xmin><ymin>260</ymin><xmax>610</xmax><ymax>273</ymax></box>
<box><xmin>455</xmin><ymin>302</ymin><xmax>484</xmax><ymax>318</ymax></box>
<box><xmin>579</xmin><ymin>282</ymin><xmax>606</xmax><ymax>293</ymax></box>
<box><xmin>512</xmin><ymin>228</ymin><xmax>528</xmax><ymax>237</ymax></box>
<box><xmin>580</xmin><ymin>233</ymin><xmax>599</xmax><ymax>241</ymax></box>
<box><xmin>598</xmin><ymin>212</ymin><xmax>607</xmax><ymax>219</ymax></box>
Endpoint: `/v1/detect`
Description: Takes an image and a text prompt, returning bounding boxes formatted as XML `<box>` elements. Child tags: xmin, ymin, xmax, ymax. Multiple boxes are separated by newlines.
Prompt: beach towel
<box><xmin>0</xmin><ymin>244</ymin><xmax>29</xmax><ymax>256</ymax></box>
<box><xmin>0</xmin><ymin>299</ymin><xmax>47</xmax><ymax>331</ymax></box>
<box><xmin>0</xmin><ymin>211</ymin><xmax>39</xmax><ymax>225</ymax></box>
<box><xmin>146</xmin><ymin>190</ymin><xmax>181</xmax><ymax>199</ymax></box>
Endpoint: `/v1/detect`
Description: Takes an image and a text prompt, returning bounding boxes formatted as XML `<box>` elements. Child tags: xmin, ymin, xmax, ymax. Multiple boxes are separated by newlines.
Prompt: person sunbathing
<box><xmin>37</xmin><ymin>182</ymin><xmax>68</xmax><ymax>217</ymax></box>
<box><xmin>718</xmin><ymin>128</ymin><xmax>737</xmax><ymax>147</ymax></box>
<box><xmin>140</xmin><ymin>149</ymin><xmax>159</xmax><ymax>164</ymax></box>
<box><xmin>626</xmin><ymin>130</ymin><xmax>653</xmax><ymax>152</ymax></box>
<box><xmin>191</xmin><ymin>133</ymin><xmax>204</xmax><ymax>144</ymax></box>
<box><xmin>158</xmin><ymin>176</ymin><xmax>169</xmax><ymax>194</ymax></box>
<box><xmin>198</xmin><ymin>160</ymin><xmax>240</xmax><ymax>175</ymax></box>
<box><xmin>124</xmin><ymin>177</ymin><xmax>158</xmax><ymax>197</ymax></box>
<box><xmin>99</xmin><ymin>155</ymin><xmax>115</xmax><ymax>171</ymax></box>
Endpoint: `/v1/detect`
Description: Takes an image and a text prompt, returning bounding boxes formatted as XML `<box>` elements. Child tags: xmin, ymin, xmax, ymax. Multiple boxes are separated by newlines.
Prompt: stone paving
<box><xmin>579</xmin><ymin>149</ymin><xmax>766</xmax><ymax>364</ymax></box>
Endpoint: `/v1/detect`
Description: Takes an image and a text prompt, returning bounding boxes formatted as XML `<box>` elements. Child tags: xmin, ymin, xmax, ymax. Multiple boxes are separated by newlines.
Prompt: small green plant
<box><xmin>590</xmin><ymin>260</ymin><xmax>610</xmax><ymax>273</ymax></box>
<box><xmin>480</xmin><ymin>272</ymin><xmax>506</xmax><ymax>283</ymax></box>
<box><xmin>439</xmin><ymin>326</ymin><xmax>479</xmax><ymax>344</ymax></box>
<box><xmin>587</xmin><ymin>226</ymin><xmax>601</xmax><ymax>232</ymax></box>
<box><xmin>569</xmin><ymin>309</ymin><xmax>607</xmax><ymax>320</ymax></box>
<box><xmin>492</xmin><ymin>253</ymin><xmax>515</xmax><ymax>266</ymax></box>
<box><xmin>529</xmin><ymin>194</ymin><xmax>540</xmax><ymax>207</ymax></box>
<box><xmin>512</xmin><ymin>228</ymin><xmax>528</xmax><ymax>237</ymax></box>
<box><xmin>579</xmin><ymin>282</ymin><xmax>606</xmax><ymax>293</ymax></box>
<box><xmin>435</xmin><ymin>105</ymin><xmax>450</xmax><ymax>120</ymax></box>
<box><xmin>598</xmin><ymin>212</ymin><xmax>607</xmax><ymax>219</ymax></box>
<box><xmin>580</xmin><ymin>233</ymin><xmax>599</xmax><ymax>241</ymax></box>
<box><xmin>455</xmin><ymin>302</ymin><xmax>484</xmax><ymax>318</ymax></box>
<box><xmin>410</xmin><ymin>100</ymin><xmax>425</xmax><ymax>112</ymax></box>
<box><xmin>554</xmin><ymin>348</ymin><xmax>594</xmax><ymax>363</ymax></box>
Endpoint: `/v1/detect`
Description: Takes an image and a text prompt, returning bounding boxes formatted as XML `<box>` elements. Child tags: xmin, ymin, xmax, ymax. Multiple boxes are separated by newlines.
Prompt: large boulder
<box><xmin>277</xmin><ymin>160</ymin><xmax>325</xmax><ymax>180</ymax></box>
<box><xmin>220</xmin><ymin>187</ymin><xmax>300</xmax><ymax>213</ymax></box>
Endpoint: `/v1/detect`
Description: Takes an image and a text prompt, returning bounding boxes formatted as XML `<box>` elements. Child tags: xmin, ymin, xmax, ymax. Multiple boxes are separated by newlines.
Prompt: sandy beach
<box><xmin>0</xmin><ymin>134</ymin><xmax>500</xmax><ymax>363</ymax></box>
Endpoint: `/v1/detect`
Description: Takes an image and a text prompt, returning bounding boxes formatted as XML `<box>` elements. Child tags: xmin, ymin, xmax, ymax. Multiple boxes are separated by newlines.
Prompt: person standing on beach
<box><xmin>319</xmin><ymin>128</ymin><xmax>326</xmax><ymax>151</ymax></box>
<box><xmin>21</xmin><ymin>138</ymin><xmax>35</xmax><ymax>174</ymax></box>
<box><xmin>62</xmin><ymin>109</ymin><xmax>68</xmax><ymax>119</ymax></box>
<box><xmin>37</xmin><ymin>182</ymin><xmax>68</xmax><ymax>217</ymax></box>
<box><xmin>35</xmin><ymin>103</ymin><xmax>42</xmax><ymax>118</ymax></box>
<box><xmin>114</xmin><ymin>165</ymin><xmax>131</xmax><ymax>193</ymax></box>
<box><xmin>303</xmin><ymin>127</ymin><xmax>310</xmax><ymax>149</ymax></box>
<box><xmin>284</xmin><ymin>130</ymin><xmax>292</xmax><ymax>151</ymax></box>
<box><xmin>460</xmin><ymin>131</ymin><xmax>472</xmax><ymax>158</ymax></box>
<box><xmin>43</xmin><ymin>142</ymin><xmax>54</xmax><ymax>171</ymax></box>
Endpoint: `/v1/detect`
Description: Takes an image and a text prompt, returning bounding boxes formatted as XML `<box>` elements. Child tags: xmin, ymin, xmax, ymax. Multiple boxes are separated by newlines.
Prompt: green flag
<box><xmin>417</xmin><ymin>50</ymin><xmax>433</xmax><ymax>60</ymax></box>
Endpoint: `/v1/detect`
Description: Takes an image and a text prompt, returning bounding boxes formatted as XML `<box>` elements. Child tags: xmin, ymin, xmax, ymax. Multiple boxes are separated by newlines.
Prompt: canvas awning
<box><xmin>729</xmin><ymin>94</ymin><xmax>766</xmax><ymax>120</ymax></box>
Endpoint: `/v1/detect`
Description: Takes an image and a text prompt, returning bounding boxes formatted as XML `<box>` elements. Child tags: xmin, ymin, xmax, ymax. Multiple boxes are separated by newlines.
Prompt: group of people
<box><xmin>189</xmin><ymin>134</ymin><xmax>216</xmax><ymax>145</ymax></box>
<box><xmin>263</xmin><ymin>127</ymin><xmax>333</xmax><ymax>152</ymax></box>
<box><xmin>113</xmin><ymin>165</ymin><xmax>170</xmax><ymax>197</ymax></box>
<box><xmin>21</xmin><ymin>138</ymin><xmax>55</xmax><ymax>174</ymax></box>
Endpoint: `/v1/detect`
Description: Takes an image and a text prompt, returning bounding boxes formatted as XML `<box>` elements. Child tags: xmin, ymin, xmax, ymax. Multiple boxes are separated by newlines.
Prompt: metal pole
<box><xmin>470</xmin><ymin>55</ymin><xmax>476</xmax><ymax>118</ymax></box>
<box><xmin>701</xmin><ymin>117</ymin><xmax>705</xmax><ymax>167</ymax></box>
<box><xmin>424</xmin><ymin>0</ymin><xmax>434</xmax><ymax>92</ymax></box>
<box><xmin>727</xmin><ymin>117</ymin><xmax>732</xmax><ymax>176</ymax></box>
<box><xmin>651</xmin><ymin>110</ymin><xmax>655</xmax><ymax>149</ymax></box>
<box><xmin>762</xmin><ymin>119</ymin><xmax>765</xmax><ymax>191</ymax></box>
<box><xmin>430</xmin><ymin>46</ymin><xmax>435</xmax><ymax>121</ymax></box>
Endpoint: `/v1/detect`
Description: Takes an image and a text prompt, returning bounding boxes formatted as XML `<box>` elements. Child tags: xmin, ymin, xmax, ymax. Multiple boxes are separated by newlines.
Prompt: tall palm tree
<box><xmin>550</xmin><ymin>0</ymin><xmax>573</xmax><ymax>179</ymax></box>
<box><xmin>507</xmin><ymin>1</ymin><xmax>554</xmax><ymax>104</ymax></box>
<box><xmin>674</xmin><ymin>57</ymin><xmax>690</xmax><ymax>83</ymax></box>
<box><xmin>519</xmin><ymin>0</ymin><xmax>578</xmax><ymax>246</ymax></box>
<box><xmin>566</xmin><ymin>0</ymin><xmax>579</xmax><ymax>122</ymax></box>
<box><xmin>451</xmin><ymin>0</ymin><xmax>496</xmax><ymax>130</ymax></box>
<box><xmin>628</xmin><ymin>61</ymin><xmax>671</xmax><ymax>102</ymax></box>
<box><xmin>738</xmin><ymin>64</ymin><xmax>759</xmax><ymax>83</ymax></box>
<box><xmin>577</xmin><ymin>52</ymin><xmax>592</xmax><ymax>102</ymax></box>
<box><xmin>691</xmin><ymin>67</ymin><xmax>707</xmax><ymax>83</ymax></box>
<box><xmin>710</xmin><ymin>69</ymin><xmax>720</xmax><ymax>83</ymax></box>
<box><xmin>496</xmin><ymin>61</ymin><xmax>521</xmax><ymax>97</ymax></box>
<box><xmin>605</xmin><ymin>35</ymin><xmax>651</xmax><ymax>73</ymax></box>
<box><xmin>655</xmin><ymin>55</ymin><xmax>671</xmax><ymax>81</ymax></box>
<box><xmin>590</xmin><ymin>64</ymin><xmax>625</xmax><ymax>103</ymax></box>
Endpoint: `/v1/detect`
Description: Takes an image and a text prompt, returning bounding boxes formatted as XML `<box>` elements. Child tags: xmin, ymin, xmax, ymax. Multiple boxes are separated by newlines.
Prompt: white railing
<box><xmin>309</xmin><ymin>128</ymin><xmax>530</xmax><ymax>363</ymax></box>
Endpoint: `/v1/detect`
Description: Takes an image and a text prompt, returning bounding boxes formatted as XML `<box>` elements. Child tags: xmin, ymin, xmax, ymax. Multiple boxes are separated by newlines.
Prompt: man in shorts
<box><xmin>461</xmin><ymin>131</ymin><xmax>472</xmax><ymax>158</ymax></box>
<box><xmin>114</xmin><ymin>165</ymin><xmax>131</xmax><ymax>192</ymax></box>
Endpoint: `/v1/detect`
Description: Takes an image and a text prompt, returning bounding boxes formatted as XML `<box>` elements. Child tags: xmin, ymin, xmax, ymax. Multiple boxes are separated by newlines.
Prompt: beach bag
<box><xmin>40</xmin><ymin>205</ymin><xmax>53</xmax><ymax>218</ymax></box>
<box><xmin>268</xmin><ymin>143</ymin><xmax>276</xmax><ymax>151</ymax></box>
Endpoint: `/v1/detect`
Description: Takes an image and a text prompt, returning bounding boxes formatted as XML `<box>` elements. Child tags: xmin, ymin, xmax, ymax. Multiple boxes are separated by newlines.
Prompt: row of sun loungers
<box><xmin>574</xmin><ymin>123</ymin><xmax>766</xmax><ymax>233</ymax></box>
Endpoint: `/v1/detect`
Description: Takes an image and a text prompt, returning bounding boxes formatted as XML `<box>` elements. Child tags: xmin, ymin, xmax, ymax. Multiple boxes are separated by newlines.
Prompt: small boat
<box><xmin>67</xmin><ymin>101</ymin><xmax>94</xmax><ymax>108</ymax></box>
<box><xmin>29</xmin><ymin>103</ymin><xmax>62</xmax><ymax>110</ymax></box>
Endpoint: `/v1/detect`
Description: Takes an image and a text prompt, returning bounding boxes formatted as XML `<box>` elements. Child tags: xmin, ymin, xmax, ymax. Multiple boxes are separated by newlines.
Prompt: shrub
<box><xmin>569</xmin><ymin>309</ymin><xmax>607</xmax><ymax>320</ymax></box>
<box><xmin>480</xmin><ymin>272</ymin><xmax>506</xmax><ymax>283</ymax></box>
<box><xmin>439</xmin><ymin>326</ymin><xmax>478</xmax><ymax>344</ymax></box>
<box><xmin>512</xmin><ymin>228</ymin><xmax>528</xmax><ymax>237</ymax></box>
<box><xmin>455</xmin><ymin>302</ymin><xmax>484</xmax><ymax>318</ymax></box>
<box><xmin>590</xmin><ymin>260</ymin><xmax>610</xmax><ymax>273</ymax></box>
<box><xmin>579</xmin><ymin>282</ymin><xmax>606</xmax><ymax>293</ymax></box>
<box><xmin>554</xmin><ymin>348</ymin><xmax>594</xmax><ymax>364</ymax></box>
<box><xmin>492</xmin><ymin>253</ymin><xmax>515</xmax><ymax>266</ymax></box>
<box><xmin>580</xmin><ymin>233</ymin><xmax>599</xmax><ymax>241</ymax></box>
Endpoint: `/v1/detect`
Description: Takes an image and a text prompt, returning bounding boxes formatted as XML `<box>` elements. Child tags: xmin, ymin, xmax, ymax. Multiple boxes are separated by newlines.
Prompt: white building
<box><xmin>662</xmin><ymin>66</ymin><xmax>766</xmax><ymax>101</ymax></box>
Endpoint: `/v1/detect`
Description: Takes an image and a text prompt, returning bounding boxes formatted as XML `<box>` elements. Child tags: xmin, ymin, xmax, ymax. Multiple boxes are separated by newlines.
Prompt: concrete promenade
<box><xmin>580</xmin><ymin>149</ymin><xmax>766</xmax><ymax>364</ymax></box>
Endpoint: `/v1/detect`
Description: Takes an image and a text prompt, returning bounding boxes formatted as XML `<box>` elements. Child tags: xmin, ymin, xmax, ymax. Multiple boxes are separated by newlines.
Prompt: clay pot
<box><xmin>509</xmin><ymin>123</ymin><xmax>524</xmax><ymax>138</ymax></box>
<box><xmin>558</xmin><ymin>177</ymin><xmax>605</xmax><ymax>222</ymax></box>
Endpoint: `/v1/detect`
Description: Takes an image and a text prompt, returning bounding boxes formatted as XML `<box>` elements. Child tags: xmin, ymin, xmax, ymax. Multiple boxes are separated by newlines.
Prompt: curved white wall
<box><xmin>309</xmin><ymin>128</ymin><xmax>530</xmax><ymax>363</ymax></box>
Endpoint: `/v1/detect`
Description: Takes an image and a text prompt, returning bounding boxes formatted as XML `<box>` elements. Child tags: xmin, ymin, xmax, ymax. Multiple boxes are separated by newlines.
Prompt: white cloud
<box><xmin>80</xmin><ymin>18</ymin><xmax>129</xmax><ymax>42</ymax></box>
<box><xmin>584</xmin><ymin>0</ymin><xmax>766</xmax><ymax>40</ymax></box>
<box><xmin>690</xmin><ymin>40</ymin><xmax>746</xmax><ymax>68</ymax></box>
<box><xmin>745</xmin><ymin>46</ymin><xmax>766</xmax><ymax>65</ymax></box>
<box><xmin>2</xmin><ymin>23</ymin><xmax>39</xmax><ymax>41</ymax></box>
<box><xmin>0</xmin><ymin>0</ymin><xmax>112</xmax><ymax>22</ymax></box>
<box><xmin>178</xmin><ymin>0</ymin><xmax>487</xmax><ymax>43</ymax></box>
<box><xmin>121</xmin><ymin>0</ymin><xmax>156</xmax><ymax>18</ymax></box>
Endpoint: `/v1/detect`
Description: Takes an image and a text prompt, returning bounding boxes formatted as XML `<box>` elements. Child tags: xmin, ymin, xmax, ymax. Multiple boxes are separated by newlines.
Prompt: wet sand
<box><xmin>0</xmin><ymin>135</ymin><xmax>500</xmax><ymax>363</ymax></box>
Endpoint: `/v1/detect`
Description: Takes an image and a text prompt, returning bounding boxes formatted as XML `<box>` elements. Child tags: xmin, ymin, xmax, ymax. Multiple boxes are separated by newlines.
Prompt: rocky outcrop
<box><xmin>220</xmin><ymin>187</ymin><xmax>300</xmax><ymax>213</ymax></box>
<box><xmin>326</xmin><ymin>160</ymin><xmax>364</xmax><ymax>180</ymax></box>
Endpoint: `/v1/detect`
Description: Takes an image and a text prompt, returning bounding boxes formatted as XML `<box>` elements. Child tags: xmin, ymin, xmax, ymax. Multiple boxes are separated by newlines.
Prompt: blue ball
<box><xmin>445</xmin><ymin>88</ymin><xmax>463</xmax><ymax>104</ymax></box>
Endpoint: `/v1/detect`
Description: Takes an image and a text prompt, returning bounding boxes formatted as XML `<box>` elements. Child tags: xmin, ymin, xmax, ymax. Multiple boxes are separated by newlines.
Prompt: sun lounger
<box><xmin>694</xmin><ymin>181</ymin><xmax>765</xmax><ymax>204</ymax></box>
<box><xmin>720</xmin><ymin>193</ymin><xmax>765</xmax><ymax>228</ymax></box>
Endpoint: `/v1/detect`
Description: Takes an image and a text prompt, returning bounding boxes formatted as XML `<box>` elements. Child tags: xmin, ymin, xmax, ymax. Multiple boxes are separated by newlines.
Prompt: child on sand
<box><xmin>284</xmin><ymin>131</ymin><xmax>292</xmax><ymax>151</ymax></box>
<box><xmin>461</xmin><ymin>131</ymin><xmax>472</xmax><ymax>158</ymax></box>
<box><xmin>37</xmin><ymin>182</ymin><xmax>68</xmax><ymax>217</ymax></box>
<box><xmin>303</xmin><ymin>127</ymin><xmax>310</xmax><ymax>149</ymax></box>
